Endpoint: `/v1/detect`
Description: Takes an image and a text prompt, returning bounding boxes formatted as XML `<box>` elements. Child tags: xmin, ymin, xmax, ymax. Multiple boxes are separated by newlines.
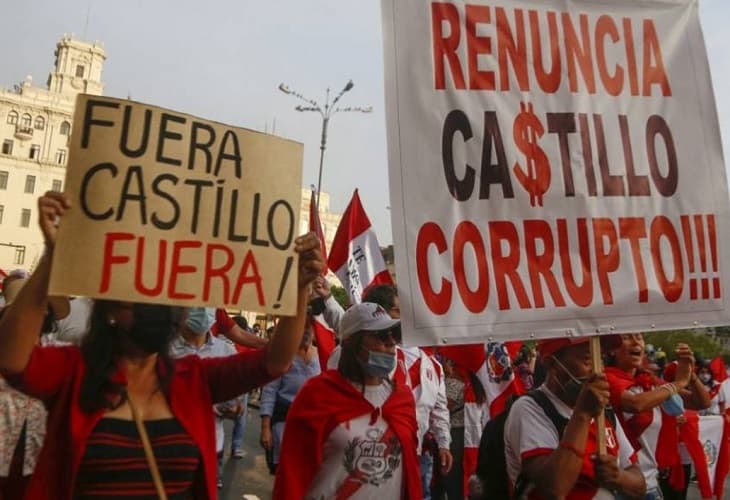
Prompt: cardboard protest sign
<box><xmin>382</xmin><ymin>0</ymin><xmax>730</xmax><ymax>345</ymax></box>
<box><xmin>49</xmin><ymin>95</ymin><xmax>303</xmax><ymax>314</ymax></box>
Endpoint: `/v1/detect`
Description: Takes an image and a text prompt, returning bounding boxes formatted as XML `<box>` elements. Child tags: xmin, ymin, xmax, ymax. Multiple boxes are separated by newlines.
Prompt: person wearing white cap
<box><xmin>273</xmin><ymin>302</ymin><xmax>423</xmax><ymax>499</ymax></box>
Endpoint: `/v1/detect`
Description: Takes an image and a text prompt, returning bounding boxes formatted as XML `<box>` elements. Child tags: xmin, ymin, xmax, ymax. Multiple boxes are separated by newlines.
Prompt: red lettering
<box><xmin>100</xmin><ymin>232</ymin><xmax>135</xmax><ymax>293</ymax></box>
<box><xmin>466</xmin><ymin>5</ymin><xmax>494</xmax><ymax>90</ymax></box>
<box><xmin>622</xmin><ymin>18</ymin><xmax>640</xmax><ymax>96</ymax></box>
<box><xmin>595</xmin><ymin>15</ymin><xmax>623</xmax><ymax>96</ymax></box>
<box><xmin>618</xmin><ymin>218</ymin><xmax>649</xmax><ymax>302</ymax></box>
<box><xmin>524</xmin><ymin>220</ymin><xmax>565</xmax><ymax>308</ymax></box>
<box><xmin>489</xmin><ymin>221</ymin><xmax>531</xmax><ymax>310</ymax></box>
<box><xmin>650</xmin><ymin>216</ymin><xmax>683</xmax><ymax>302</ymax></box>
<box><xmin>203</xmin><ymin>244</ymin><xmax>235</xmax><ymax>302</ymax></box>
<box><xmin>168</xmin><ymin>240</ymin><xmax>202</xmax><ymax>300</ymax></box>
<box><xmin>134</xmin><ymin>237</ymin><xmax>167</xmax><ymax>297</ymax></box>
<box><xmin>232</xmin><ymin>250</ymin><xmax>265</xmax><ymax>306</ymax></box>
<box><xmin>529</xmin><ymin>10</ymin><xmax>561</xmax><ymax>94</ymax></box>
<box><xmin>453</xmin><ymin>221</ymin><xmax>489</xmax><ymax>313</ymax></box>
<box><xmin>557</xmin><ymin>219</ymin><xmax>593</xmax><ymax>307</ymax></box>
<box><xmin>642</xmin><ymin>19</ymin><xmax>671</xmax><ymax>96</ymax></box>
<box><xmin>496</xmin><ymin>7</ymin><xmax>528</xmax><ymax>91</ymax></box>
<box><xmin>431</xmin><ymin>3</ymin><xmax>466</xmax><ymax>89</ymax></box>
<box><xmin>593</xmin><ymin>218</ymin><xmax>619</xmax><ymax>304</ymax></box>
<box><xmin>416</xmin><ymin>222</ymin><xmax>452</xmax><ymax>315</ymax></box>
<box><xmin>563</xmin><ymin>13</ymin><xmax>596</xmax><ymax>93</ymax></box>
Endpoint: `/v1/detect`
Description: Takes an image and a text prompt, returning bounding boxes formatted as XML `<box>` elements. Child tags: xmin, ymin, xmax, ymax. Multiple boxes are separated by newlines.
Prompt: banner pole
<box><xmin>590</xmin><ymin>336</ymin><xmax>606</xmax><ymax>455</ymax></box>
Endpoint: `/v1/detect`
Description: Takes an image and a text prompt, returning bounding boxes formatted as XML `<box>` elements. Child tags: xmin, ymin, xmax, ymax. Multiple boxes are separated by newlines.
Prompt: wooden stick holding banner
<box><xmin>590</xmin><ymin>336</ymin><xmax>606</xmax><ymax>455</ymax></box>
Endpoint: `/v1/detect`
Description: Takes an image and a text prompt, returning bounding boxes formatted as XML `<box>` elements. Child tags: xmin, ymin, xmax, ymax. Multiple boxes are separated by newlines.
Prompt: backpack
<box><xmin>476</xmin><ymin>390</ymin><xmax>567</xmax><ymax>500</ymax></box>
<box><xmin>475</xmin><ymin>390</ymin><xmax>618</xmax><ymax>500</ymax></box>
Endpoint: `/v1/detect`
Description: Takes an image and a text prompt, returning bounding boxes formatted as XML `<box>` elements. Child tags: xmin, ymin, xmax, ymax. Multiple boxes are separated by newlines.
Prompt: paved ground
<box><xmin>218</xmin><ymin>407</ymin><xmax>718</xmax><ymax>499</ymax></box>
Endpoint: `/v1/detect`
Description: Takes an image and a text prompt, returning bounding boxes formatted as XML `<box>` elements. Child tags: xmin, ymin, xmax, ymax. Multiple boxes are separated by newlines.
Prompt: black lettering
<box><xmin>80</xmin><ymin>162</ymin><xmax>117</xmax><ymax>220</ymax></box>
<box><xmin>251</xmin><ymin>193</ymin><xmax>269</xmax><ymax>247</ymax></box>
<box><xmin>81</xmin><ymin>99</ymin><xmax>119</xmax><ymax>149</ymax></box>
<box><xmin>117</xmin><ymin>166</ymin><xmax>148</xmax><ymax>224</ymax></box>
<box><xmin>480</xmin><ymin>111</ymin><xmax>514</xmax><ymax>199</ymax></box>
<box><xmin>120</xmin><ymin>106</ymin><xmax>152</xmax><ymax>158</ymax></box>
<box><xmin>151</xmin><ymin>174</ymin><xmax>180</xmax><ymax>230</ymax></box>
<box><xmin>227</xmin><ymin>189</ymin><xmax>248</xmax><ymax>242</ymax></box>
<box><xmin>267</xmin><ymin>199</ymin><xmax>295</xmax><ymax>250</ymax></box>
<box><xmin>188</xmin><ymin>121</ymin><xmax>216</xmax><ymax>174</ymax></box>
<box><xmin>184</xmin><ymin>178</ymin><xmax>215</xmax><ymax>233</ymax></box>
<box><xmin>156</xmin><ymin>113</ymin><xmax>186</xmax><ymax>166</ymax></box>
<box><xmin>547</xmin><ymin>113</ymin><xmax>577</xmax><ymax>196</ymax></box>
<box><xmin>442</xmin><ymin>110</ymin><xmax>475</xmax><ymax>201</ymax></box>
<box><xmin>215</xmin><ymin>130</ymin><xmax>242</xmax><ymax>179</ymax></box>
<box><xmin>646</xmin><ymin>115</ymin><xmax>678</xmax><ymax>196</ymax></box>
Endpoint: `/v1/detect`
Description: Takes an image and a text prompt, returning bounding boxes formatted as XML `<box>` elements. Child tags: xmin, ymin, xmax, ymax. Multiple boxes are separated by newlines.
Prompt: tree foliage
<box><xmin>643</xmin><ymin>330</ymin><xmax>727</xmax><ymax>363</ymax></box>
<box><xmin>330</xmin><ymin>285</ymin><xmax>350</xmax><ymax>309</ymax></box>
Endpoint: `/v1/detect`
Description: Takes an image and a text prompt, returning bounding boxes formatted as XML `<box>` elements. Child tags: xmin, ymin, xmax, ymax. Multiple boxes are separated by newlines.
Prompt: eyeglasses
<box><xmin>365</xmin><ymin>329</ymin><xmax>396</xmax><ymax>343</ymax></box>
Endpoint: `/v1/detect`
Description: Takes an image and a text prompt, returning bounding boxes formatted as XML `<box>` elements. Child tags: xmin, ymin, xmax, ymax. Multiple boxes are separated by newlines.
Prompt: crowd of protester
<box><xmin>1</xmin><ymin>191</ymin><xmax>730</xmax><ymax>500</ymax></box>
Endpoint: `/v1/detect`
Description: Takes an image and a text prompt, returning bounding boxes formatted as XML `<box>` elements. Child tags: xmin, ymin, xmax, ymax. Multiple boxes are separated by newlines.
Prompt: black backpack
<box><xmin>476</xmin><ymin>390</ymin><xmax>568</xmax><ymax>500</ymax></box>
<box><xmin>475</xmin><ymin>390</ymin><xmax>618</xmax><ymax>500</ymax></box>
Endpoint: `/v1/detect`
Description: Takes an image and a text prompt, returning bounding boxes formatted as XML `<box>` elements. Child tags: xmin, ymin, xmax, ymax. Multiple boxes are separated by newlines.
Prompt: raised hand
<box><xmin>38</xmin><ymin>191</ymin><xmax>72</xmax><ymax>248</ymax></box>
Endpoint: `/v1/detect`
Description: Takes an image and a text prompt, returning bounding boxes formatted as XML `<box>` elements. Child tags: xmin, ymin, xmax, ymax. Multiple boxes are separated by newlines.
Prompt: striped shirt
<box><xmin>75</xmin><ymin>417</ymin><xmax>199</xmax><ymax>499</ymax></box>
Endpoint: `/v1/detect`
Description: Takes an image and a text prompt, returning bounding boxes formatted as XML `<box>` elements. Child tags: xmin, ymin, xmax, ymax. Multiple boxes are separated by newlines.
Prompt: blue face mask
<box><xmin>661</xmin><ymin>393</ymin><xmax>685</xmax><ymax>416</ymax></box>
<box><xmin>186</xmin><ymin>307</ymin><xmax>216</xmax><ymax>335</ymax></box>
<box><xmin>363</xmin><ymin>349</ymin><xmax>397</xmax><ymax>378</ymax></box>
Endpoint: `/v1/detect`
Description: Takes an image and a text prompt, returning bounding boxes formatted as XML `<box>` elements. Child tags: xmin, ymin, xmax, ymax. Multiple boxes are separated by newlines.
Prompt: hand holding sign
<box><xmin>38</xmin><ymin>191</ymin><xmax>72</xmax><ymax>248</ymax></box>
<box><xmin>294</xmin><ymin>232</ymin><xmax>325</xmax><ymax>290</ymax></box>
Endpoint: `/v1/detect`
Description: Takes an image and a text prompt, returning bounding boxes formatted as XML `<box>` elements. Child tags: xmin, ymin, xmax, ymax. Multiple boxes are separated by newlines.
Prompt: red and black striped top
<box><xmin>75</xmin><ymin>417</ymin><xmax>200</xmax><ymax>499</ymax></box>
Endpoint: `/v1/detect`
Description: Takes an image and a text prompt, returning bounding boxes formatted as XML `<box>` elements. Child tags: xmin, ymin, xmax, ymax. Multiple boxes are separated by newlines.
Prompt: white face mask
<box><xmin>700</xmin><ymin>373</ymin><xmax>712</xmax><ymax>383</ymax></box>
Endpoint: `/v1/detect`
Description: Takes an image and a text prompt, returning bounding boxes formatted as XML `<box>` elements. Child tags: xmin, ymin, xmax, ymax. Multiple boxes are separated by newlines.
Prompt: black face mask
<box><xmin>551</xmin><ymin>355</ymin><xmax>589</xmax><ymax>401</ymax></box>
<box><xmin>308</xmin><ymin>297</ymin><xmax>326</xmax><ymax>316</ymax></box>
<box><xmin>124</xmin><ymin>304</ymin><xmax>183</xmax><ymax>354</ymax></box>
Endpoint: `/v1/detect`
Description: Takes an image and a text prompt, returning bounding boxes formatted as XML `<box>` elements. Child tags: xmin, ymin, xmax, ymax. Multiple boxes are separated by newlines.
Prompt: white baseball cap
<box><xmin>339</xmin><ymin>302</ymin><xmax>400</xmax><ymax>341</ymax></box>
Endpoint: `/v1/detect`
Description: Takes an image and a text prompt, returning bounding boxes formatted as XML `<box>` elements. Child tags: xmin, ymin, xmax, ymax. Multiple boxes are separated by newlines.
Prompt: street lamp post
<box><xmin>278</xmin><ymin>80</ymin><xmax>372</xmax><ymax>210</ymax></box>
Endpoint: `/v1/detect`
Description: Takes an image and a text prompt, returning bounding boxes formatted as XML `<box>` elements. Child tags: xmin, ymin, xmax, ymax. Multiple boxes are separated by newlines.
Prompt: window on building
<box><xmin>2</xmin><ymin>140</ymin><xmax>12</xmax><ymax>155</ymax></box>
<box><xmin>0</xmin><ymin>171</ymin><xmax>7</xmax><ymax>189</ymax></box>
<box><xmin>14</xmin><ymin>247</ymin><xmax>25</xmax><ymax>265</ymax></box>
<box><xmin>60</xmin><ymin>121</ymin><xmax>71</xmax><ymax>136</ymax></box>
<box><xmin>56</xmin><ymin>149</ymin><xmax>67</xmax><ymax>165</ymax></box>
<box><xmin>34</xmin><ymin>116</ymin><xmax>45</xmax><ymax>130</ymax></box>
<box><xmin>75</xmin><ymin>65</ymin><xmax>85</xmax><ymax>78</ymax></box>
<box><xmin>24</xmin><ymin>175</ymin><xmax>36</xmax><ymax>194</ymax></box>
<box><xmin>52</xmin><ymin>179</ymin><xmax>62</xmax><ymax>192</ymax></box>
<box><xmin>29</xmin><ymin>144</ymin><xmax>40</xmax><ymax>160</ymax></box>
<box><xmin>0</xmin><ymin>205</ymin><xmax>4</xmax><ymax>224</ymax></box>
<box><xmin>6</xmin><ymin>110</ymin><xmax>18</xmax><ymax>125</ymax></box>
<box><xmin>20</xmin><ymin>208</ymin><xmax>31</xmax><ymax>228</ymax></box>
<box><xmin>21</xmin><ymin>113</ymin><xmax>32</xmax><ymax>128</ymax></box>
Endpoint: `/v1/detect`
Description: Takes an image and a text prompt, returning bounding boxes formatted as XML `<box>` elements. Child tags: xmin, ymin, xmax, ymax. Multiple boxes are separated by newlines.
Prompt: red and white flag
<box><xmin>309</xmin><ymin>190</ymin><xmax>328</xmax><ymax>275</ymax></box>
<box><xmin>328</xmin><ymin>190</ymin><xmax>392</xmax><ymax>303</ymax></box>
<box><xmin>438</xmin><ymin>342</ymin><xmax>524</xmax><ymax>493</ymax></box>
<box><xmin>311</xmin><ymin>315</ymin><xmax>337</xmax><ymax>367</ymax></box>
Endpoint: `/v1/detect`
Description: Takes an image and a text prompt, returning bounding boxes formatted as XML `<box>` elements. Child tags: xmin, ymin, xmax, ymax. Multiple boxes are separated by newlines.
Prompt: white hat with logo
<box><xmin>339</xmin><ymin>302</ymin><xmax>400</xmax><ymax>341</ymax></box>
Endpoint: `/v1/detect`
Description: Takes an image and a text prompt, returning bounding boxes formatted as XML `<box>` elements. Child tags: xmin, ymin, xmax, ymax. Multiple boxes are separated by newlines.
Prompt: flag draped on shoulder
<box><xmin>328</xmin><ymin>189</ymin><xmax>392</xmax><ymax>303</ymax></box>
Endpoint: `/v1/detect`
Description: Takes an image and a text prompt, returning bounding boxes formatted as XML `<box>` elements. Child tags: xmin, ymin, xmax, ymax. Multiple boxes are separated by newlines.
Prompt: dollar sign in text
<box><xmin>512</xmin><ymin>102</ymin><xmax>551</xmax><ymax>207</ymax></box>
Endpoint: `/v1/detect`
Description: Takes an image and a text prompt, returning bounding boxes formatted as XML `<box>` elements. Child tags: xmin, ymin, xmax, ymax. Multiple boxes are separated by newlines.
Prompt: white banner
<box><xmin>382</xmin><ymin>0</ymin><xmax>730</xmax><ymax>345</ymax></box>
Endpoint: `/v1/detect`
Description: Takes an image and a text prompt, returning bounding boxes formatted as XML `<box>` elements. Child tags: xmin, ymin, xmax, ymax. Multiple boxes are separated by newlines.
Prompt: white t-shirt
<box><xmin>504</xmin><ymin>385</ymin><xmax>635</xmax><ymax>500</ymax></box>
<box><xmin>306</xmin><ymin>381</ymin><xmax>404</xmax><ymax>500</ymax></box>
<box><xmin>54</xmin><ymin>297</ymin><xmax>94</xmax><ymax>344</ymax></box>
<box><xmin>621</xmin><ymin>386</ymin><xmax>660</xmax><ymax>489</ymax></box>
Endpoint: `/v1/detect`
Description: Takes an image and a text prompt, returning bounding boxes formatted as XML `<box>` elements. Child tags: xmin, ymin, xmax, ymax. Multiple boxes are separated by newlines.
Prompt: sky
<box><xmin>1</xmin><ymin>0</ymin><xmax>728</xmax><ymax>246</ymax></box>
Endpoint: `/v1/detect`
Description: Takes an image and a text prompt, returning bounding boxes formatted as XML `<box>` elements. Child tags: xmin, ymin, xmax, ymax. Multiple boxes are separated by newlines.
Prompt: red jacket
<box><xmin>273</xmin><ymin>369</ymin><xmax>422</xmax><ymax>499</ymax></box>
<box><xmin>6</xmin><ymin>345</ymin><xmax>274</xmax><ymax>500</ymax></box>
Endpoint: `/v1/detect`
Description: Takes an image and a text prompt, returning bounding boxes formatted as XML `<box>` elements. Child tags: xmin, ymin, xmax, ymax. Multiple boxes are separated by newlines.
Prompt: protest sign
<box><xmin>382</xmin><ymin>0</ymin><xmax>730</xmax><ymax>345</ymax></box>
<box><xmin>49</xmin><ymin>95</ymin><xmax>303</xmax><ymax>314</ymax></box>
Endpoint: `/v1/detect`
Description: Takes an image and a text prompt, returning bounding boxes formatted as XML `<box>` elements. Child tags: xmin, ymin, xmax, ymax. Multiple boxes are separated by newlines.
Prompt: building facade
<box><xmin>0</xmin><ymin>36</ymin><xmax>106</xmax><ymax>273</ymax></box>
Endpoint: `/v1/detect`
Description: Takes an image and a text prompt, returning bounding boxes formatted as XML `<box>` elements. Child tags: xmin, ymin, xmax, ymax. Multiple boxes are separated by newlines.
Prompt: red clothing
<box><xmin>212</xmin><ymin>308</ymin><xmax>254</xmax><ymax>354</ymax></box>
<box><xmin>5</xmin><ymin>345</ymin><xmax>273</xmax><ymax>500</ymax></box>
<box><xmin>273</xmin><ymin>369</ymin><xmax>422</xmax><ymax>499</ymax></box>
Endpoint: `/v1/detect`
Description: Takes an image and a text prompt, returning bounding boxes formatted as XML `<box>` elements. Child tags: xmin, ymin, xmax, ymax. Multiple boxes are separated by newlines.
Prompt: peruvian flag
<box><xmin>311</xmin><ymin>315</ymin><xmax>337</xmax><ymax>367</ymax></box>
<box><xmin>328</xmin><ymin>190</ymin><xmax>392</xmax><ymax>303</ymax></box>
<box><xmin>0</xmin><ymin>268</ymin><xmax>7</xmax><ymax>291</ymax></box>
<box><xmin>437</xmin><ymin>342</ymin><xmax>524</xmax><ymax>493</ymax></box>
<box><xmin>308</xmin><ymin>189</ymin><xmax>328</xmax><ymax>275</ymax></box>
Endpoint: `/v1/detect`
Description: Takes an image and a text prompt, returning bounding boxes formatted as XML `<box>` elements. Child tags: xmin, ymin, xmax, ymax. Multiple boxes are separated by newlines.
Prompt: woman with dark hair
<box><xmin>603</xmin><ymin>334</ymin><xmax>710</xmax><ymax>500</ymax></box>
<box><xmin>273</xmin><ymin>302</ymin><xmax>422</xmax><ymax>499</ymax></box>
<box><xmin>0</xmin><ymin>192</ymin><xmax>324</xmax><ymax>499</ymax></box>
<box><xmin>696</xmin><ymin>359</ymin><xmax>725</xmax><ymax>416</ymax></box>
